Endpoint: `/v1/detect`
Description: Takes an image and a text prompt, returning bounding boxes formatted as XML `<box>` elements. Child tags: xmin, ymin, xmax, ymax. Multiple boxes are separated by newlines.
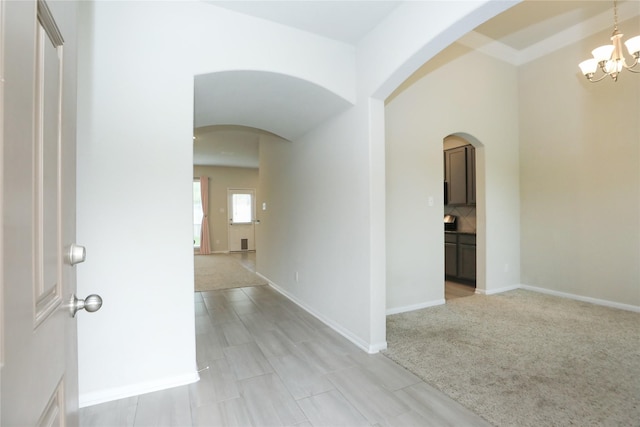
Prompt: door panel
<box><xmin>34</xmin><ymin>4</ymin><xmax>64</xmax><ymax>326</ymax></box>
<box><xmin>1</xmin><ymin>1</ymin><xmax>80</xmax><ymax>425</ymax></box>
<box><xmin>228</xmin><ymin>189</ymin><xmax>256</xmax><ymax>251</ymax></box>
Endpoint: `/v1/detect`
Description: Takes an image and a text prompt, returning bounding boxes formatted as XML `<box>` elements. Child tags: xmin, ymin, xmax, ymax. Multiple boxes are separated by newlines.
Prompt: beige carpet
<box><xmin>194</xmin><ymin>253</ymin><xmax>267</xmax><ymax>291</ymax></box>
<box><xmin>384</xmin><ymin>289</ymin><xmax>640</xmax><ymax>427</ymax></box>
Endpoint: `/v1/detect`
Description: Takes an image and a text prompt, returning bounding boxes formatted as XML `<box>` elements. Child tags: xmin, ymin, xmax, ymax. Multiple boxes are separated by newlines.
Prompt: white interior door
<box><xmin>1</xmin><ymin>2</ymin><xmax>91</xmax><ymax>425</ymax></box>
<box><xmin>227</xmin><ymin>188</ymin><xmax>256</xmax><ymax>252</ymax></box>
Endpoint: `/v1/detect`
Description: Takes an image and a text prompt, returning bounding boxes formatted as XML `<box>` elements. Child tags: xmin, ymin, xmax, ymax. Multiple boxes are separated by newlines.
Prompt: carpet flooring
<box><xmin>384</xmin><ymin>289</ymin><xmax>640</xmax><ymax>427</ymax></box>
<box><xmin>194</xmin><ymin>253</ymin><xmax>267</xmax><ymax>291</ymax></box>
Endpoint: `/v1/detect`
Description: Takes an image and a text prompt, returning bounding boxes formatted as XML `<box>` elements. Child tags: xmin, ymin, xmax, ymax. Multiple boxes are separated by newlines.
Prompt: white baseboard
<box><xmin>520</xmin><ymin>284</ymin><xmax>640</xmax><ymax>313</ymax></box>
<box><xmin>256</xmin><ymin>273</ymin><xmax>387</xmax><ymax>354</ymax></box>
<box><xmin>476</xmin><ymin>284</ymin><xmax>521</xmax><ymax>295</ymax></box>
<box><xmin>367</xmin><ymin>340</ymin><xmax>388</xmax><ymax>353</ymax></box>
<box><xmin>79</xmin><ymin>371</ymin><xmax>200</xmax><ymax>408</ymax></box>
<box><xmin>478</xmin><ymin>283</ymin><xmax>640</xmax><ymax>312</ymax></box>
<box><xmin>386</xmin><ymin>299</ymin><xmax>445</xmax><ymax>315</ymax></box>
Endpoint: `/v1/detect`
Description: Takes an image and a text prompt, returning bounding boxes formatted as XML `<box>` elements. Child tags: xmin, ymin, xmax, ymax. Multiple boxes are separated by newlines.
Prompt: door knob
<box><xmin>69</xmin><ymin>294</ymin><xmax>102</xmax><ymax>317</ymax></box>
<box><xmin>66</xmin><ymin>244</ymin><xmax>86</xmax><ymax>266</ymax></box>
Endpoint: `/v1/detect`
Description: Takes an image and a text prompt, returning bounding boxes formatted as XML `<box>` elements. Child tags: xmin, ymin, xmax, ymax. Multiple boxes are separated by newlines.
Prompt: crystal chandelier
<box><xmin>578</xmin><ymin>0</ymin><xmax>640</xmax><ymax>82</ymax></box>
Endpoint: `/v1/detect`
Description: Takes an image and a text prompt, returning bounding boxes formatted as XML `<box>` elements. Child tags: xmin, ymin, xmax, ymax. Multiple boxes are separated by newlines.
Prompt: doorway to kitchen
<box><xmin>443</xmin><ymin>134</ymin><xmax>482</xmax><ymax>301</ymax></box>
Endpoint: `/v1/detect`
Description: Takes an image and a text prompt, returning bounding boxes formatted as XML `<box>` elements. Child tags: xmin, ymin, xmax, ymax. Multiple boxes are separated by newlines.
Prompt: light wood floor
<box><xmin>445</xmin><ymin>280</ymin><xmax>476</xmax><ymax>301</ymax></box>
<box><xmin>79</xmin><ymin>285</ymin><xmax>490</xmax><ymax>426</ymax></box>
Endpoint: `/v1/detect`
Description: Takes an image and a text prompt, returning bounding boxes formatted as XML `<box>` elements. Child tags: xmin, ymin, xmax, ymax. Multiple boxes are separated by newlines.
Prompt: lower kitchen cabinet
<box><xmin>445</xmin><ymin>232</ymin><xmax>476</xmax><ymax>284</ymax></box>
<box><xmin>458</xmin><ymin>243</ymin><xmax>476</xmax><ymax>281</ymax></box>
<box><xmin>445</xmin><ymin>241</ymin><xmax>457</xmax><ymax>277</ymax></box>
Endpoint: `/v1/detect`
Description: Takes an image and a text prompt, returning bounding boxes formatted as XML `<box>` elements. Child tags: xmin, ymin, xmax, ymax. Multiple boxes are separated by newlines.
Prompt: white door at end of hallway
<box><xmin>227</xmin><ymin>189</ymin><xmax>256</xmax><ymax>252</ymax></box>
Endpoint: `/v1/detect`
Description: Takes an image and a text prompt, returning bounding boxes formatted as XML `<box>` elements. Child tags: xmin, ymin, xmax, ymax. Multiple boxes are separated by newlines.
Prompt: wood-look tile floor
<box><xmin>444</xmin><ymin>281</ymin><xmax>476</xmax><ymax>301</ymax></box>
<box><xmin>80</xmin><ymin>285</ymin><xmax>491</xmax><ymax>426</ymax></box>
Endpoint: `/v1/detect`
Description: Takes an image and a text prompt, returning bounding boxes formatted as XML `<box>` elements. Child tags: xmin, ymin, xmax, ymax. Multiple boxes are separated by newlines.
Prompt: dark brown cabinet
<box><xmin>444</xmin><ymin>232</ymin><xmax>476</xmax><ymax>284</ymax></box>
<box><xmin>444</xmin><ymin>145</ymin><xmax>475</xmax><ymax>206</ymax></box>
<box><xmin>466</xmin><ymin>146</ymin><xmax>476</xmax><ymax>205</ymax></box>
<box><xmin>457</xmin><ymin>234</ymin><xmax>477</xmax><ymax>281</ymax></box>
<box><xmin>445</xmin><ymin>234</ymin><xmax>458</xmax><ymax>277</ymax></box>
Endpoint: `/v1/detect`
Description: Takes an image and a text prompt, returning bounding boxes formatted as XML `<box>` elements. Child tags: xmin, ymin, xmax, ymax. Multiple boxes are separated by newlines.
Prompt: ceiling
<box><xmin>204</xmin><ymin>1</ymin><xmax>401</xmax><ymax>45</ymax></box>
<box><xmin>194</xmin><ymin>0</ymin><xmax>640</xmax><ymax>168</ymax></box>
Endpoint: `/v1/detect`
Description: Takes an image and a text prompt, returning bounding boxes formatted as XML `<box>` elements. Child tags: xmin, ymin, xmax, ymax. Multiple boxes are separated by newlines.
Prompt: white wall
<box><xmin>385</xmin><ymin>44</ymin><xmax>521</xmax><ymax>312</ymax></box>
<box><xmin>76</xmin><ymin>1</ymin><xmax>358</xmax><ymax>405</ymax></box>
<box><xmin>519</xmin><ymin>17</ymin><xmax>640</xmax><ymax>308</ymax></box>
<box><xmin>75</xmin><ymin>2</ymin><xmax>198</xmax><ymax>406</ymax></box>
<box><xmin>256</xmin><ymin>108</ymin><xmax>378</xmax><ymax>349</ymax></box>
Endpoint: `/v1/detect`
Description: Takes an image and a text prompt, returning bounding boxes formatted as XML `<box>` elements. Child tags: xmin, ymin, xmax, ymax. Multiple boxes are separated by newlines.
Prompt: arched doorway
<box><xmin>443</xmin><ymin>133</ymin><xmax>486</xmax><ymax>300</ymax></box>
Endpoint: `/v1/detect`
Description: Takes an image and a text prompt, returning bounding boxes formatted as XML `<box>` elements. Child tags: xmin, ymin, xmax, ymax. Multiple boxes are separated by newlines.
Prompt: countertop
<box><xmin>445</xmin><ymin>230</ymin><xmax>476</xmax><ymax>235</ymax></box>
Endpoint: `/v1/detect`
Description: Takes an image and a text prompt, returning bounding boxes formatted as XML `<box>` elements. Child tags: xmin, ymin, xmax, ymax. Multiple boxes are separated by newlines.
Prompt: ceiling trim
<box><xmin>459</xmin><ymin>1</ymin><xmax>640</xmax><ymax>66</ymax></box>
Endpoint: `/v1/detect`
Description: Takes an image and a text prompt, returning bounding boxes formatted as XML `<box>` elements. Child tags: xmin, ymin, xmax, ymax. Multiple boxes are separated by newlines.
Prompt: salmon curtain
<box><xmin>199</xmin><ymin>176</ymin><xmax>211</xmax><ymax>255</ymax></box>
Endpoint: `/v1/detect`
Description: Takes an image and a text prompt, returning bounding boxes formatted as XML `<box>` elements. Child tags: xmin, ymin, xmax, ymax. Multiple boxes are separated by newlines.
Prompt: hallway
<box><xmin>80</xmin><ymin>285</ymin><xmax>490</xmax><ymax>426</ymax></box>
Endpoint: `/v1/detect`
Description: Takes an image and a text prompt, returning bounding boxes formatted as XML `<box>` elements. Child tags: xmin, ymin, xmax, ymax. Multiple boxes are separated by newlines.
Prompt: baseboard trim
<box><xmin>79</xmin><ymin>371</ymin><xmax>200</xmax><ymax>408</ymax></box>
<box><xmin>520</xmin><ymin>284</ymin><xmax>640</xmax><ymax>313</ymax></box>
<box><xmin>475</xmin><ymin>284</ymin><xmax>521</xmax><ymax>295</ymax></box>
<box><xmin>386</xmin><ymin>299</ymin><xmax>445</xmax><ymax>315</ymax></box>
<box><xmin>256</xmin><ymin>273</ymin><xmax>387</xmax><ymax>354</ymax></box>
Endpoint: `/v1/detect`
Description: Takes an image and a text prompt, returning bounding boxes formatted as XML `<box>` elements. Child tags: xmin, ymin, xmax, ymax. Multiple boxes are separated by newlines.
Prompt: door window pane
<box><xmin>232</xmin><ymin>194</ymin><xmax>252</xmax><ymax>223</ymax></box>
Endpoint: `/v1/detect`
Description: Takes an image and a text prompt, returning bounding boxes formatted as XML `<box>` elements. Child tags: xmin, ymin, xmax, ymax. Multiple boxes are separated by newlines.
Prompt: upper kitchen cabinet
<box><xmin>466</xmin><ymin>146</ymin><xmax>476</xmax><ymax>205</ymax></box>
<box><xmin>444</xmin><ymin>144</ymin><xmax>475</xmax><ymax>206</ymax></box>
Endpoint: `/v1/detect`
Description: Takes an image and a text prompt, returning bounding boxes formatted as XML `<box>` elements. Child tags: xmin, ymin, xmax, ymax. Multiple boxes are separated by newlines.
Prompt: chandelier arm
<box><xmin>623</xmin><ymin>57</ymin><xmax>639</xmax><ymax>71</ymax></box>
<box><xmin>587</xmin><ymin>73</ymin><xmax>612</xmax><ymax>83</ymax></box>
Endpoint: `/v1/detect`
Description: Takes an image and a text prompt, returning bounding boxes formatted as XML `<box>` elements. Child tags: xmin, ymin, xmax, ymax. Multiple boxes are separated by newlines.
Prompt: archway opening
<box><xmin>443</xmin><ymin>133</ymin><xmax>486</xmax><ymax>300</ymax></box>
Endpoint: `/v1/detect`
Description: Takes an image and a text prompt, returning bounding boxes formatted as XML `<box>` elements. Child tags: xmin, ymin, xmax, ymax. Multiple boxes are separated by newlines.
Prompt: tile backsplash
<box><xmin>444</xmin><ymin>205</ymin><xmax>476</xmax><ymax>233</ymax></box>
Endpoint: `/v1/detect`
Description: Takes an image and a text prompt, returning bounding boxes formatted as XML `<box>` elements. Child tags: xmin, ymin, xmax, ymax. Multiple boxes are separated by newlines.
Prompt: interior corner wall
<box><xmin>193</xmin><ymin>166</ymin><xmax>259</xmax><ymax>253</ymax></box>
<box><xmin>385</xmin><ymin>45</ymin><xmax>521</xmax><ymax>312</ymax></box>
<box><xmin>519</xmin><ymin>17</ymin><xmax>640</xmax><ymax>307</ymax></box>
